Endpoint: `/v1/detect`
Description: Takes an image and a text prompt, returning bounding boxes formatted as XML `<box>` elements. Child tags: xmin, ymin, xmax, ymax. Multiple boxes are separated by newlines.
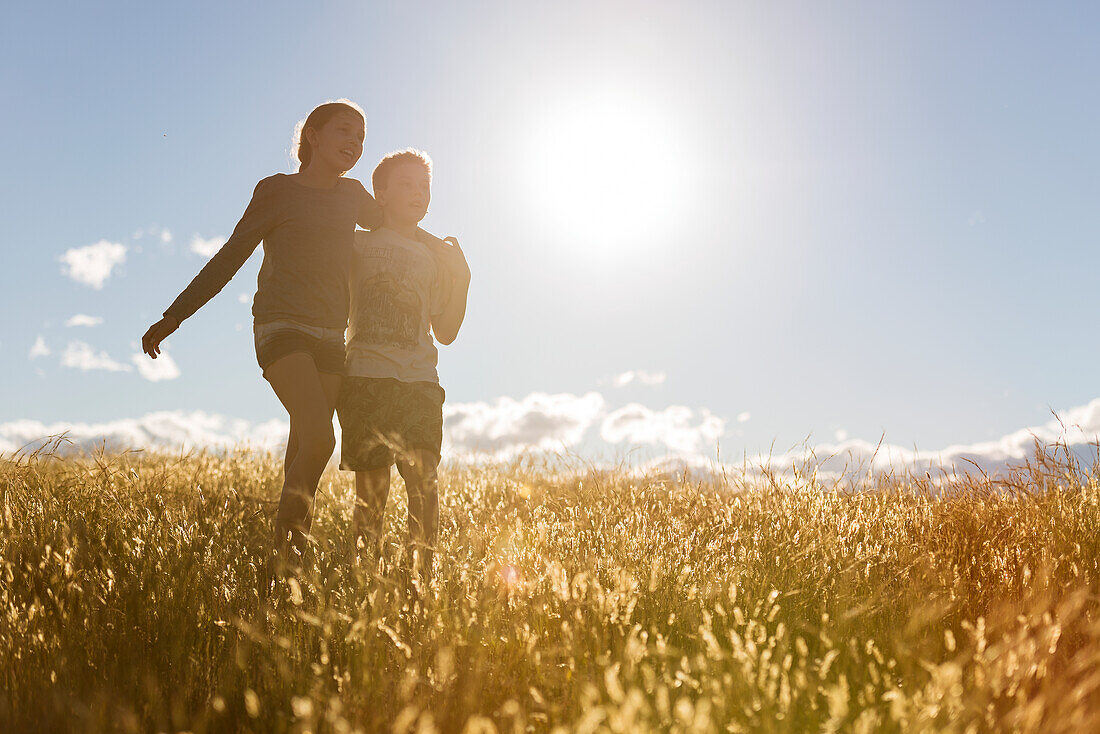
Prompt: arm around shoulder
<box><xmin>356</xmin><ymin>179</ymin><xmax>384</xmax><ymax>230</ymax></box>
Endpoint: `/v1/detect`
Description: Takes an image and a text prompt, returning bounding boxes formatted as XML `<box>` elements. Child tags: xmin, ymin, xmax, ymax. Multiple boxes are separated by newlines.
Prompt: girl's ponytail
<box><xmin>296</xmin><ymin>121</ymin><xmax>313</xmax><ymax>171</ymax></box>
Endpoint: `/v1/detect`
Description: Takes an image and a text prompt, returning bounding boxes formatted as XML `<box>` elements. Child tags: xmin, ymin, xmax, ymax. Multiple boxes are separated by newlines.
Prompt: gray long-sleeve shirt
<box><xmin>163</xmin><ymin>173</ymin><xmax>383</xmax><ymax>329</ymax></box>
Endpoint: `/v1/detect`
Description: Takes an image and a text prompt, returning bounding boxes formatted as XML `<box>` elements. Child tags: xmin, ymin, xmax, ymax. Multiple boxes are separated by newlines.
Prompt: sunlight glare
<box><xmin>524</xmin><ymin>94</ymin><xmax>686</xmax><ymax>254</ymax></box>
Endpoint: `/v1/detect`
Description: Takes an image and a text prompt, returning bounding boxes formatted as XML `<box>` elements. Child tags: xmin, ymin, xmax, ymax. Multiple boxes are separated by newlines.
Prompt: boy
<box><xmin>338</xmin><ymin>149</ymin><xmax>470</xmax><ymax>580</ymax></box>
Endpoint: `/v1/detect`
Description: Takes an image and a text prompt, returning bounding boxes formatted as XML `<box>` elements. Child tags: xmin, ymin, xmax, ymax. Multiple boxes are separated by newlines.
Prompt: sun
<box><xmin>522</xmin><ymin>93</ymin><xmax>686</xmax><ymax>255</ymax></box>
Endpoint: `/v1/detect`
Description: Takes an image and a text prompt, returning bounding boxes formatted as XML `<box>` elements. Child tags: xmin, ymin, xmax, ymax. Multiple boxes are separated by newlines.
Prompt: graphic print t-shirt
<box><xmin>345</xmin><ymin>227</ymin><xmax>451</xmax><ymax>383</ymax></box>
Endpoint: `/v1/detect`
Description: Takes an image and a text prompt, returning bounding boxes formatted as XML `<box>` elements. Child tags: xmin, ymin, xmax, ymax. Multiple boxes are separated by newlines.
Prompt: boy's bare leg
<box><xmin>396</xmin><ymin>449</ymin><xmax>439</xmax><ymax>583</ymax></box>
<box><xmin>354</xmin><ymin>467</ymin><xmax>391</xmax><ymax>559</ymax></box>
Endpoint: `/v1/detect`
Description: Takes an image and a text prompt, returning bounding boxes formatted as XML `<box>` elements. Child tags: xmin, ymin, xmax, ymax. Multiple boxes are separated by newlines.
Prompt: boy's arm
<box><xmin>430</xmin><ymin>237</ymin><xmax>471</xmax><ymax>346</ymax></box>
<box><xmin>415</xmin><ymin>226</ymin><xmax>448</xmax><ymax>249</ymax></box>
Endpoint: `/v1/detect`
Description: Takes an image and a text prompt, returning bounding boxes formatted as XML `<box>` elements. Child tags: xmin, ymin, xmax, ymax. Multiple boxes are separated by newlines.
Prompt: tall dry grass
<box><xmin>2</xmin><ymin>441</ymin><xmax>1100</xmax><ymax>732</ymax></box>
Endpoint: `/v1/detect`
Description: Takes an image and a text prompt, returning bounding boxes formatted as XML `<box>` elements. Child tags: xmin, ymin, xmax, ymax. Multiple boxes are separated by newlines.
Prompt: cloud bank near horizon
<box><xmin>781</xmin><ymin>400</ymin><xmax>1100</xmax><ymax>478</ymax></box>
<box><xmin>0</xmin><ymin>411</ymin><xmax>289</xmax><ymax>456</ymax></box>
<box><xmin>5</xmin><ymin>393</ymin><xmax>1100</xmax><ymax>479</ymax></box>
<box><xmin>443</xmin><ymin>392</ymin><xmax>606</xmax><ymax>459</ymax></box>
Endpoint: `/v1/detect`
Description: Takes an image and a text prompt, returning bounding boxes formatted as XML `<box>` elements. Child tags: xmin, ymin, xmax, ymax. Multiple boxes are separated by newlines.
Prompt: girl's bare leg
<box><xmin>263</xmin><ymin>352</ymin><xmax>341</xmax><ymax>559</ymax></box>
<box><xmin>284</xmin><ymin>427</ymin><xmax>298</xmax><ymax>482</ymax></box>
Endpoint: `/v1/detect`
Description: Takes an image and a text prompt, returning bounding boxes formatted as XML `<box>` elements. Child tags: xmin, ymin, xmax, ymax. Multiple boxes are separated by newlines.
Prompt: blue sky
<box><xmin>3</xmin><ymin>1</ymin><xmax>1100</xmax><ymax>465</ymax></box>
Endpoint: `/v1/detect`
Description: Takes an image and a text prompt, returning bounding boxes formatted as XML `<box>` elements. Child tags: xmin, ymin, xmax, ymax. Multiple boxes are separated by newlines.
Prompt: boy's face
<box><xmin>377</xmin><ymin>161</ymin><xmax>431</xmax><ymax>225</ymax></box>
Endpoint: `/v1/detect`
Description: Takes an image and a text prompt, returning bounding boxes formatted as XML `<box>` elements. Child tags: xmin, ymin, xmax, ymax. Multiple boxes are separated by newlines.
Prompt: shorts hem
<box><xmin>256</xmin><ymin>333</ymin><xmax>347</xmax><ymax>376</ymax></box>
<box><xmin>339</xmin><ymin>446</ymin><xmax>441</xmax><ymax>473</ymax></box>
<box><xmin>259</xmin><ymin>349</ymin><xmax>346</xmax><ymax>377</ymax></box>
<box><xmin>339</xmin><ymin>459</ymin><xmax>392</xmax><ymax>472</ymax></box>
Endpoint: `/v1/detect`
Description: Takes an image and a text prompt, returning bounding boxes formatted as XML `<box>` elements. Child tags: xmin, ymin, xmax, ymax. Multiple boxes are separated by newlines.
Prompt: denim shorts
<box><xmin>253</xmin><ymin>319</ymin><xmax>346</xmax><ymax>376</ymax></box>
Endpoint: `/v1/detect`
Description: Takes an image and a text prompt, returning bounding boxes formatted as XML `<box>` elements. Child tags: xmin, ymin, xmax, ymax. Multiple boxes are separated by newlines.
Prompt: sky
<box><xmin>3</xmin><ymin>1</ymin><xmax>1100</xmax><ymax>470</ymax></box>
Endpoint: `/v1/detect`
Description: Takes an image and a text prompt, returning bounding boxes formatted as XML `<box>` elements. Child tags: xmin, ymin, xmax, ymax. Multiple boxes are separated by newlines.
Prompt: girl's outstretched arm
<box><xmin>142</xmin><ymin>177</ymin><xmax>277</xmax><ymax>359</ymax></box>
<box><xmin>162</xmin><ymin>177</ymin><xmax>277</xmax><ymax>325</ymax></box>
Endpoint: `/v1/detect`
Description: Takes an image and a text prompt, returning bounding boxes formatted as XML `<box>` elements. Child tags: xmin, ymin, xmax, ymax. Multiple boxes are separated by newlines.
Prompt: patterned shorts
<box><xmin>337</xmin><ymin>377</ymin><xmax>445</xmax><ymax>471</ymax></box>
<box><xmin>254</xmin><ymin>319</ymin><xmax>346</xmax><ymax>376</ymax></box>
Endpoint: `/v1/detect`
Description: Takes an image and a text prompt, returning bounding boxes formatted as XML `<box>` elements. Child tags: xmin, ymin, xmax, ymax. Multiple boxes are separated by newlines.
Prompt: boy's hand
<box><xmin>142</xmin><ymin>316</ymin><xmax>179</xmax><ymax>358</ymax></box>
<box><xmin>437</xmin><ymin>237</ymin><xmax>471</xmax><ymax>285</ymax></box>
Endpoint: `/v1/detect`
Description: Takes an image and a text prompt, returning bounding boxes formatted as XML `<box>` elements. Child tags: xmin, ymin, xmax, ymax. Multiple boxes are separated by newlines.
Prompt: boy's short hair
<box><xmin>372</xmin><ymin>148</ymin><xmax>433</xmax><ymax>193</ymax></box>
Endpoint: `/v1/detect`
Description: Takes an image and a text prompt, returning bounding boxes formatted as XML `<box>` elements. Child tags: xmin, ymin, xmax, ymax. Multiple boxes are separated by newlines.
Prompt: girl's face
<box><xmin>306</xmin><ymin>110</ymin><xmax>365</xmax><ymax>173</ymax></box>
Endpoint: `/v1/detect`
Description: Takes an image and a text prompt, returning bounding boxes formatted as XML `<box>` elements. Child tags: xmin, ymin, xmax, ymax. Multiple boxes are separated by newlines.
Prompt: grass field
<box><xmin>3</xmin><ymin>442</ymin><xmax>1100</xmax><ymax>733</ymax></box>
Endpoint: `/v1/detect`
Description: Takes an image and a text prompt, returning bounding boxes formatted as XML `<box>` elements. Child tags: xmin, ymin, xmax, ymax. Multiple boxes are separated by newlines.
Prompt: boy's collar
<box><xmin>379</xmin><ymin>224</ymin><xmax>423</xmax><ymax>242</ymax></box>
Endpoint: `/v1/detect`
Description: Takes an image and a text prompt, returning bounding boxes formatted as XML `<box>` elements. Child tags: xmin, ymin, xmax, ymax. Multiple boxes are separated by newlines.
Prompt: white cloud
<box><xmin>131</xmin><ymin>351</ymin><xmax>181</xmax><ymax>381</ymax></box>
<box><xmin>737</xmin><ymin>411</ymin><xmax>751</xmax><ymax>423</ymax></box>
<box><xmin>9</xmin><ymin>396</ymin><xmax>1100</xmax><ymax>482</ymax></box>
<box><xmin>0</xmin><ymin>411</ymin><xmax>289</xmax><ymax>455</ymax></box>
<box><xmin>2</xmin><ymin>394</ymin><xmax>605</xmax><ymax>460</ymax></box>
<box><xmin>14</xmin><ymin>349</ymin><xmax>1100</xmax><ymax>483</ymax></box>
<box><xmin>601</xmin><ymin>403</ymin><xmax>726</xmax><ymax>455</ymax></box>
<box><xmin>611</xmin><ymin>370</ymin><xmax>667</xmax><ymax>388</ymax></box>
<box><xmin>444</xmin><ymin>392</ymin><xmax>605</xmax><ymax>459</ymax></box>
<box><xmin>133</xmin><ymin>227</ymin><xmax>172</xmax><ymax>243</ymax></box>
<box><xmin>191</xmin><ymin>235</ymin><xmax>226</xmax><ymax>258</ymax></box>
<box><xmin>60</xmin><ymin>341</ymin><xmax>132</xmax><ymax>372</ymax></box>
<box><xmin>58</xmin><ymin>240</ymin><xmax>127</xmax><ymax>289</ymax></box>
<box><xmin>238</xmin><ymin>293</ymin><xmax>251</xmax><ymax>304</ymax></box>
<box><xmin>29</xmin><ymin>336</ymin><xmax>50</xmax><ymax>359</ymax></box>
<box><xmin>65</xmin><ymin>314</ymin><xmax>104</xmax><ymax>327</ymax></box>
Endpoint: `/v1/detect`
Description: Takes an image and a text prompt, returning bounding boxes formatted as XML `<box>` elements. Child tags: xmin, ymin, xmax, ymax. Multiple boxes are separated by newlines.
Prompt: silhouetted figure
<box><xmin>141</xmin><ymin>101</ymin><xmax>449</xmax><ymax>578</ymax></box>
<box><xmin>337</xmin><ymin>149</ymin><xmax>470</xmax><ymax>585</ymax></box>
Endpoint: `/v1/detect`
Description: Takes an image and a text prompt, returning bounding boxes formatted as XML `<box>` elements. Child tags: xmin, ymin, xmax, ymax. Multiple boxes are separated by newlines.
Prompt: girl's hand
<box><xmin>142</xmin><ymin>316</ymin><xmax>179</xmax><ymax>358</ymax></box>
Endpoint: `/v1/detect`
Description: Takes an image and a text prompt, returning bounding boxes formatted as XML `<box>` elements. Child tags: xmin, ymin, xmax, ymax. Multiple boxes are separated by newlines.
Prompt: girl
<box><xmin>141</xmin><ymin>100</ymin><xmax>445</xmax><ymax>562</ymax></box>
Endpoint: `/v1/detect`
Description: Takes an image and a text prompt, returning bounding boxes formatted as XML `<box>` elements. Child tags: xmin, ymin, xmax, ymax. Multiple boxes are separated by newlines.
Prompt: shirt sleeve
<box><xmin>356</xmin><ymin>180</ymin><xmax>383</xmax><ymax>230</ymax></box>
<box><xmin>163</xmin><ymin>177</ymin><xmax>277</xmax><ymax>324</ymax></box>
